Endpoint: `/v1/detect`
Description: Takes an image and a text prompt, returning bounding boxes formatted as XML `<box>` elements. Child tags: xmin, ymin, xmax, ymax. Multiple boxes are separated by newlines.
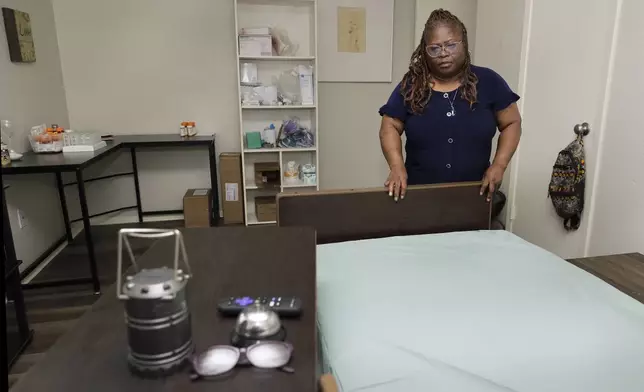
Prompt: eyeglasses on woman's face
<box><xmin>425</xmin><ymin>41</ymin><xmax>462</xmax><ymax>58</ymax></box>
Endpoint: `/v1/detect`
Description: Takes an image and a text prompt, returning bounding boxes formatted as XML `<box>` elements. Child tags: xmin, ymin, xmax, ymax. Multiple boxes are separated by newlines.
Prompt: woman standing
<box><xmin>379</xmin><ymin>9</ymin><xmax>521</xmax><ymax>201</ymax></box>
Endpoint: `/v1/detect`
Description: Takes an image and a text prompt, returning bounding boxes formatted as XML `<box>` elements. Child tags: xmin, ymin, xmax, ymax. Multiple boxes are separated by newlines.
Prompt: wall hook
<box><xmin>574</xmin><ymin>122</ymin><xmax>590</xmax><ymax>136</ymax></box>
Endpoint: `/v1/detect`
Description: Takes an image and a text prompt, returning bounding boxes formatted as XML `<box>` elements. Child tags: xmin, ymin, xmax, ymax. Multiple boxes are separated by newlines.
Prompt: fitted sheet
<box><xmin>316</xmin><ymin>231</ymin><xmax>644</xmax><ymax>392</ymax></box>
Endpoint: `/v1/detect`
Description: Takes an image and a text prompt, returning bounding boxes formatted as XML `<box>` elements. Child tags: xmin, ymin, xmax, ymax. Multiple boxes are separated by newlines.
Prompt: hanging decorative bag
<box><xmin>548</xmin><ymin>123</ymin><xmax>589</xmax><ymax>231</ymax></box>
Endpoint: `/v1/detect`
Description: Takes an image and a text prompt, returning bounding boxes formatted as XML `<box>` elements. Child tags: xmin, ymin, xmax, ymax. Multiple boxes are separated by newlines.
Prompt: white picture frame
<box><xmin>318</xmin><ymin>0</ymin><xmax>394</xmax><ymax>83</ymax></box>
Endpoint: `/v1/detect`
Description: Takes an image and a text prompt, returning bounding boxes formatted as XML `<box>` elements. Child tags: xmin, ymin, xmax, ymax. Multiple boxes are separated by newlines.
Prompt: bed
<box><xmin>316</xmin><ymin>231</ymin><xmax>644</xmax><ymax>391</ymax></box>
<box><xmin>277</xmin><ymin>184</ymin><xmax>644</xmax><ymax>391</ymax></box>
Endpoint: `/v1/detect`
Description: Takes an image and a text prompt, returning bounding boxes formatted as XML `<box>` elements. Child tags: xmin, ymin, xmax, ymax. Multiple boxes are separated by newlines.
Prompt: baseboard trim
<box><xmin>19</xmin><ymin>235</ymin><xmax>67</xmax><ymax>281</ymax></box>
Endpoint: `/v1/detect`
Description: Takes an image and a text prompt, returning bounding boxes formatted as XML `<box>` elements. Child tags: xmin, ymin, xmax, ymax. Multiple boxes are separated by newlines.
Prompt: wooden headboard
<box><xmin>277</xmin><ymin>182</ymin><xmax>491</xmax><ymax>244</ymax></box>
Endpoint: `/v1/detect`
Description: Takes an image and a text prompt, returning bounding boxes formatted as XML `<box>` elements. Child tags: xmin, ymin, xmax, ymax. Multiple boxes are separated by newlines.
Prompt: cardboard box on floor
<box><xmin>219</xmin><ymin>153</ymin><xmax>244</xmax><ymax>224</ymax></box>
<box><xmin>255</xmin><ymin>196</ymin><xmax>276</xmax><ymax>222</ymax></box>
<box><xmin>183</xmin><ymin>189</ymin><xmax>212</xmax><ymax>228</ymax></box>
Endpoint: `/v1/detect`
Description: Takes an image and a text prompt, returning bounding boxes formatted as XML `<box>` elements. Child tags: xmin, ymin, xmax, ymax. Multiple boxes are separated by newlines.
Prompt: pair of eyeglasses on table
<box><xmin>190</xmin><ymin>341</ymin><xmax>294</xmax><ymax>381</ymax></box>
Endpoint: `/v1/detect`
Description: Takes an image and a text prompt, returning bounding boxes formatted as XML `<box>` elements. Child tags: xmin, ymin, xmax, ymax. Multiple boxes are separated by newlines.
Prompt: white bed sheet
<box><xmin>316</xmin><ymin>230</ymin><xmax>644</xmax><ymax>392</ymax></box>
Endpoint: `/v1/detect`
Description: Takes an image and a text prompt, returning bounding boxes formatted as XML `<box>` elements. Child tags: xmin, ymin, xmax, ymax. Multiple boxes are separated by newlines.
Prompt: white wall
<box><xmin>1</xmin><ymin>0</ymin><xmax>69</xmax><ymax>270</ymax></box>
<box><xmin>588</xmin><ymin>0</ymin><xmax>644</xmax><ymax>256</ymax></box>
<box><xmin>319</xmin><ymin>0</ymin><xmax>414</xmax><ymax>189</ymax></box>
<box><xmin>415</xmin><ymin>0</ymin><xmax>477</xmax><ymax>49</ymax></box>
<box><xmin>473</xmin><ymin>0</ymin><xmax>524</xmax><ymax>92</ymax></box>
<box><xmin>51</xmin><ymin>0</ymin><xmax>231</xmax><ymax>213</ymax></box>
<box><xmin>510</xmin><ymin>0</ymin><xmax>619</xmax><ymax>258</ymax></box>
<box><xmin>50</xmin><ymin>0</ymin><xmax>414</xmax><ymax>198</ymax></box>
<box><xmin>475</xmin><ymin>0</ymin><xmax>642</xmax><ymax>258</ymax></box>
<box><xmin>473</xmin><ymin>0</ymin><xmax>525</xmax><ymax>225</ymax></box>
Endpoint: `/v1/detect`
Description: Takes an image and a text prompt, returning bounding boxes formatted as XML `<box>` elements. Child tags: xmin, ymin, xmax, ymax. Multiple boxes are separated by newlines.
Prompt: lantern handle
<box><xmin>116</xmin><ymin>228</ymin><xmax>192</xmax><ymax>300</ymax></box>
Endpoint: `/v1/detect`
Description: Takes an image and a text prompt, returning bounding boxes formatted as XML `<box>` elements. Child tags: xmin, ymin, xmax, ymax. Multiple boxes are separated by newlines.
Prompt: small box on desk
<box><xmin>254</xmin><ymin>162</ymin><xmax>280</xmax><ymax>189</ymax></box>
<box><xmin>183</xmin><ymin>189</ymin><xmax>212</xmax><ymax>228</ymax></box>
<box><xmin>219</xmin><ymin>153</ymin><xmax>244</xmax><ymax>225</ymax></box>
<box><xmin>255</xmin><ymin>196</ymin><xmax>276</xmax><ymax>222</ymax></box>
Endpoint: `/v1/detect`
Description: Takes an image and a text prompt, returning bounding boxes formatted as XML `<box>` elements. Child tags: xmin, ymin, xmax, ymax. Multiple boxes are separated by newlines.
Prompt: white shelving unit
<box><xmin>239</xmin><ymin>55</ymin><xmax>316</xmax><ymax>61</ymax></box>
<box><xmin>241</xmin><ymin>105</ymin><xmax>316</xmax><ymax>110</ymax></box>
<box><xmin>234</xmin><ymin>0</ymin><xmax>319</xmax><ymax>226</ymax></box>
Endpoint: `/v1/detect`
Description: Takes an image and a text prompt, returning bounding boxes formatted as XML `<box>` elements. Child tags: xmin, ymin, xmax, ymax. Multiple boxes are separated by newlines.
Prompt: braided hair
<box><xmin>401</xmin><ymin>9</ymin><xmax>478</xmax><ymax>114</ymax></box>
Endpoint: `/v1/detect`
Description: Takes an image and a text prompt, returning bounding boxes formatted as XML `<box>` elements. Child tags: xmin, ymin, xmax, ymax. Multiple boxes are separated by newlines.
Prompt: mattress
<box><xmin>316</xmin><ymin>231</ymin><xmax>644</xmax><ymax>392</ymax></box>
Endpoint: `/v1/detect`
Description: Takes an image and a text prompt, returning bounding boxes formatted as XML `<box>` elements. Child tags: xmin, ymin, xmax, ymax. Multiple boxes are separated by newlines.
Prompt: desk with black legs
<box><xmin>1</xmin><ymin>134</ymin><xmax>219</xmax><ymax>294</ymax></box>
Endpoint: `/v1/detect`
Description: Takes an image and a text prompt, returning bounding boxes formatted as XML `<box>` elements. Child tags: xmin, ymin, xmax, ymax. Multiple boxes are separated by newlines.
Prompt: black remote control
<box><xmin>217</xmin><ymin>296</ymin><xmax>302</xmax><ymax>317</ymax></box>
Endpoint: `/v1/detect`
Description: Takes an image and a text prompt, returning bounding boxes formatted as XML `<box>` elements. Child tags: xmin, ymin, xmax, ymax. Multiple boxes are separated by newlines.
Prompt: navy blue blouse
<box><xmin>379</xmin><ymin>65</ymin><xmax>520</xmax><ymax>185</ymax></box>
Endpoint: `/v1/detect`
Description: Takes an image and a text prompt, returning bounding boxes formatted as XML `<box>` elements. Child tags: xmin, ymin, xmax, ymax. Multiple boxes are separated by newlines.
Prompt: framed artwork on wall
<box><xmin>2</xmin><ymin>7</ymin><xmax>36</xmax><ymax>63</ymax></box>
<box><xmin>318</xmin><ymin>0</ymin><xmax>394</xmax><ymax>82</ymax></box>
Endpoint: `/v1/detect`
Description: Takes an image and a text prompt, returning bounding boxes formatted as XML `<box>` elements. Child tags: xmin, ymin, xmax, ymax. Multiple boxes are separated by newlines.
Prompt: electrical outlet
<box><xmin>17</xmin><ymin>209</ymin><xmax>28</xmax><ymax>229</ymax></box>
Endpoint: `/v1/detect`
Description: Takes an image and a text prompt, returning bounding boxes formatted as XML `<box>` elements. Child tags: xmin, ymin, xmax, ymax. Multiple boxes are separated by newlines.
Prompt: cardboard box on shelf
<box><xmin>183</xmin><ymin>189</ymin><xmax>212</xmax><ymax>228</ymax></box>
<box><xmin>239</xmin><ymin>34</ymin><xmax>273</xmax><ymax>57</ymax></box>
<box><xmin>255</xmin><ymin>196</ymin><xmax>277</xmax><ymax>222</ymax></box>
<box><xmin>254</xmin><ymin>162</ymin><xmax>280</xmax><ymax>189</ymax></box>
<box><xmin>219</xmin><ymin>153</ymin><xmax>244</xmax><ymax>224</ymax></box>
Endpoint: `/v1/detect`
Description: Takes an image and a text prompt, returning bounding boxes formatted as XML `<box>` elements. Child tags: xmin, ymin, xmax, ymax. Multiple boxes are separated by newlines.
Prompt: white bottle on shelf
<box><xmin>297</xmin><ymin>65</ymin><xmax>314</xmax><ymax>106</ymax></box>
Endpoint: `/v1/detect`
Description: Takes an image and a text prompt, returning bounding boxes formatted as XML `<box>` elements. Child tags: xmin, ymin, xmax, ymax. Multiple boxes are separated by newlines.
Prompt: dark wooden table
<box><xmin>10</xmin><ymin>227</ymin><xmax>317</xmax><ymax>392</ymax></box>
<box><xmin>568</xmin><ymin>253</ymin><xmax>644</xmax><ymax>304</ymax></box>
<box><xmin>2</xmin><ymin>134</ymin><xmax>218</xmax><ymax>293</ymax></box>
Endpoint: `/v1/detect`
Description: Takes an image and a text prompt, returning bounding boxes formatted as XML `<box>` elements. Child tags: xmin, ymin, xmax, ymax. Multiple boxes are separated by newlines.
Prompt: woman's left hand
<box><xmin>481</xmin><ymin>163</ymin><xmax>506</xmax><ymax>202</ymax></box>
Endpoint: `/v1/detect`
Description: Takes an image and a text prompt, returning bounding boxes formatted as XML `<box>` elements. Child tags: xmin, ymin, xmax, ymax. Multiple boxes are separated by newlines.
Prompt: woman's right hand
<box><xmin>384</xmin><ymin>165</ymin><xmax>408</xmax><ymax>201</ymax></box>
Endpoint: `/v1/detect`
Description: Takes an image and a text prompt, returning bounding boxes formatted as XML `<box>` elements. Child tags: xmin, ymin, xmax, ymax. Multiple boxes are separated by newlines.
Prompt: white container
<box><xmin>241</xmin><ymin>86</ymin><xmax>261</xmax><ymax>106</ymax></box>
<box><xmin>239</xmin><ymin>35</ymin><xmax>272</xmax><ymax>57</ymax></box>
<box><xmin>261</xmin><ymin>86</ymin><xmax>278</xmax><ymax>106</ymax></box>
<box><xmin>62</xmin><ymin>131</ymin><xmax>106</xmax><ymax>152</ymax></box>
<box><xmin>62</xmin><ymin>141</ymin><xmax>107</xmax><ymax>153</ymax></box>
<box><xmin>63</xmin><ymin>131</ymin><xmax>102</xmax><ymax>147</ymax></box>
<box><xmin>29</xmin><ymin>136</ymin><xmax>63</xmax><ymax>153</ymax></box>
<box><xmin>297</xmin><ymin>65</ymin><xmax>314</xmax><ymax>106</ymax></box>
<box><xmin>239</xmin><ymin>39</ymin><xmax>261</xmax><ymax>57</ymax></box>
<box><xmin>240</xmin><ymin>63</ymin><xmax>259</xmax><ymax>86</ymax></box>
<box><xmin>300</xmin><ymin>164</ymin><xmax>316</xmax><ymax>185</ymax></box>
<box><xmin>240</xmin><ymin>27</ymin><xmax>271</xmax><ymax>36</ymax></box>
<box><xmin>262</xmin><ymin>124</ymin><xmax>276</xmax><ymax>147</ymax></box>
<box><xmin>283</xmin><ymin>161</ymin><xmax>300</xmax><ymax>185</ymax></box>
<box><xmin>29</xmin><ymin>125</ymin><xmax>63</xmax><ymax>153</ymax></box>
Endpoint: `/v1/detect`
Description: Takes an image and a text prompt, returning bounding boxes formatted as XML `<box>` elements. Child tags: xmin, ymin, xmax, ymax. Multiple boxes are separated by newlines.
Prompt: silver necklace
<box><xmin>443</xmin><ymin>90</ymin><xmax>458</xmax><ymax>117</ymax></box>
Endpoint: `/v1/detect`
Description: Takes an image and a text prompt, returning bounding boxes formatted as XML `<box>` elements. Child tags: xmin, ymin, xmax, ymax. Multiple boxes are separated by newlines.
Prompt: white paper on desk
<box><xmin>225</xmin><ymin>183</ymin><xmax>238</xmax><ymax>202</ymax></box>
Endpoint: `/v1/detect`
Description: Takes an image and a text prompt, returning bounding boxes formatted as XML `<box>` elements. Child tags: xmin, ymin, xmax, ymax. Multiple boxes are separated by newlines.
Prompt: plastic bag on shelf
<box><xmin>272</xmin><ymin>27</ymin><xmax>299</xmax><ymax>56</ymax></box>
<box><xmin>277</xmin><ymin>117</ymin><xmax>315</xmax><ymax>148</ymax></box>
<box><xmin>241</xmin><ymin>86</ymin><xmax>262</xmax><ymax>106</ymax></box>
<box><xmin>273</xmin><ymin>68</ymin><xmax>301</xmax><ymax>105</ymax></box>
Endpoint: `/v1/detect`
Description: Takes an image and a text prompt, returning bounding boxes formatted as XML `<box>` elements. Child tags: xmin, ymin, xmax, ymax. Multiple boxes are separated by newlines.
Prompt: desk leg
<box><xmin>208</xmin><ymin>141</ymin><xmax>219</xmax><ymax>226</ymax></box>
<box><xmin>76</xmin><ymin>169</ymin><xmax>101</xmax><ymax>294</ymax></box>
<box><xmin>55</xmin><ymin>172</ymin><xmax>73</xmax><ymax>242</ymax></box>
<box><xmin>130</xmin><ymin>147</ymin><xmax>143</xmax><ymax>223</ymax></box>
